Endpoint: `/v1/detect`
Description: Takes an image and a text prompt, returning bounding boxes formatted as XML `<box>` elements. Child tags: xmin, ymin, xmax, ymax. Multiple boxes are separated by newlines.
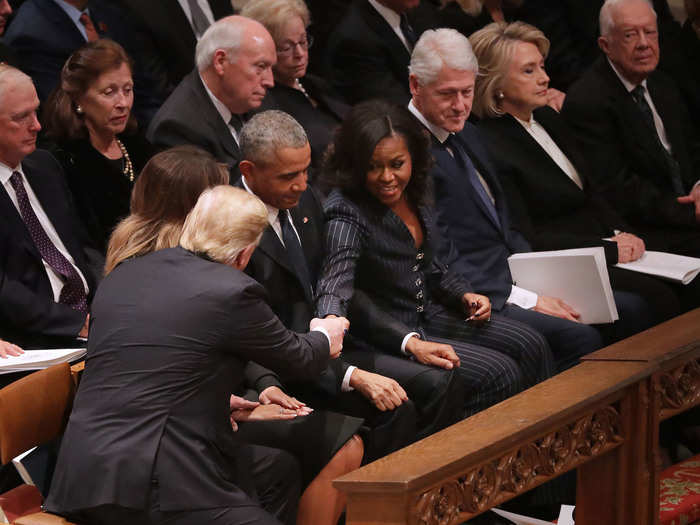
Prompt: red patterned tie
<box><xmin>79</xmin><ymin>12</ymin><xmax>99</xmax><ymax>42</ymax></box>
<box><xmin>10</xmin><ymin>172</ymin><xmax>88</xmax><ymax>312</ymax></box>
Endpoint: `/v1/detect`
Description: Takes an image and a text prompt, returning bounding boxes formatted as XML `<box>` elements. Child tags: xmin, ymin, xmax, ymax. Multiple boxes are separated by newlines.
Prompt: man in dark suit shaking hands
<box><xmin>46</xmin><ymin>185</ymin><xmax>350</xmax><ymax>525</ymax></box>
<box><xmin>238</xmin><ymin>110</ymin><xmax>463</xmax><ymax>461</ymax></box>
<box><xmin>562</xmin><ymin>0</ymin><xmax>700</xmax><ymax>257</ymax></box>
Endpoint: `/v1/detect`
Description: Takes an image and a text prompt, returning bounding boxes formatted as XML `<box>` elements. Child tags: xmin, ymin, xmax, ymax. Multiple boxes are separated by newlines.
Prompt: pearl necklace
<box><xmin>115</xmin><ymin>138</ymin><xmax>134</xmax><ymax>182</ymax></box>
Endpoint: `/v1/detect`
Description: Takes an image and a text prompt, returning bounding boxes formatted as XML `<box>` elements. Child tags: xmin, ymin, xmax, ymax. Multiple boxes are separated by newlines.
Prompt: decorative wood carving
<box><xmin>658</xmin><ymin>358</ymin><xmax>700</xmax><ymax>415</ymax></box>
<box><xmin>411</xmin><ymin>406</ymin><xmax>623</xmax><ymax>525</ymax></box>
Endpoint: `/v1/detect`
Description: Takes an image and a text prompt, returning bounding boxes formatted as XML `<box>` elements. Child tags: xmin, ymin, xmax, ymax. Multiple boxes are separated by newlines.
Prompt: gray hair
<box><xmin>195</xmin><ymin>16</ymin><xmax>244</xmax><ymax>71</ymax></box>
<box><xmin>409</xmin><ymin>28</ymin><xmax>478</xmax><ymax>86</ymax></box>
<box><xmin>240</xmin><ymin>110</ymin><xmax>308</xmax><ymax>166</ymax></box>
<box><xmin>599</xmin><ymin>0</ymin><xmax>656</xmax><ymax>36</ymax></box>
<box><xmin>180</xmin><ymin>186</ymin><xmax>268</xmax><ymax>265</ymax></box>
<box><xmin>0</xmin><ymin>65</ymin><xmax>34</xmax><ymax>106</ymax></box>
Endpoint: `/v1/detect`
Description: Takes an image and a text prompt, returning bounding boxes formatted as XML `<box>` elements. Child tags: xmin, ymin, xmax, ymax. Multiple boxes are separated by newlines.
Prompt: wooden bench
<box><xmin>335</xmin><ymin>309</ymin><xmax>700</xmax><ymax>525</ymax></box>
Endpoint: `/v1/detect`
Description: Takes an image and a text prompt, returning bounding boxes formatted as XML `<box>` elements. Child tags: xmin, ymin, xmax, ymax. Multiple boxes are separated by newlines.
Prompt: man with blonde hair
<box><xmin>45</xmin><ymin>183</ymin><xmax>350</xmax><ymax>525</ymax></box>
<box><xmin>563</xmin><ymin>0</ymin><xmax>700</xmax><ymax>258</ymax></box>
<box><xmin>147</xmin><ymin>15</ymin><xmax>276</xmax><ymax>176</ymax></box>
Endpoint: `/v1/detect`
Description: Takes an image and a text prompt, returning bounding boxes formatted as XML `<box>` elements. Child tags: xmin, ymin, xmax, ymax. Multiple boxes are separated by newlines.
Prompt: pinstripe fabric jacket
<box><xmin>316</xmin><ymin>189</ymin><xmax>472</xmax><ymax>332</ymax></box>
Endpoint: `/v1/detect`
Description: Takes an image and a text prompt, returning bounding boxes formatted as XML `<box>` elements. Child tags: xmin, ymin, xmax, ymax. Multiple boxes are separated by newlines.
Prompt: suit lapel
<box><xmin>192</xmin><ymin>73</ymin><xmax>241</xmax><ymax>161</ymax></box>
<box><xmin>454</xmin><ymin>131</ymin><xmax>505</xmax><ymax>232</ymax></box>
<box><xmin>600</xmin><ymin>60</ymin><xmax>668</xmax><ymax>175</ymax></box>
<box><xmin>359</xmin><ymin>1</ymin><xmax>411</xmax><ymax>64</ymax></box>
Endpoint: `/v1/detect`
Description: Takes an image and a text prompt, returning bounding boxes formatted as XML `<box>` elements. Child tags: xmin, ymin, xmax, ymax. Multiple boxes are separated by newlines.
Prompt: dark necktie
<box><xmin>399</xmin><ymin>14</ymin><xmax>417</xmax><ymax>51</ymax></box>
<box><xmin>229</xmin><ymin>114</ymin><xmax>244</xmax><ymax>134</ymax></box>
<box><xmin>9</xmin><ymin>172</ymin><xmax>88</xmax><ymax>312</ymax></box>
<box><xmin>187</xmin><ymin>0</ymin><xmax>211</xmax><ymax>37</ymax></box>
<box><xmin>278</xmin><ymin>210</ymin><xmax>313</xmax><ymax>302</ymax></box>
<box><xmin>445</xmin><ymin>135</ymin><xmax>501</xmax><ymax>229</ymax></box>
<box><xmin>630</xmin><ymin>85</ymin><xmax>685</xmax><ymax>196</ymax></box>
<box><xmin>79</xmin><ymin>12</ymin><xmax>99</xmax><ymax>42</ymax></box>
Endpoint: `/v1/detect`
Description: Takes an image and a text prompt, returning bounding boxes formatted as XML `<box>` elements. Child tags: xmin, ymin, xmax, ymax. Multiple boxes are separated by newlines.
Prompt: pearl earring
<box><xmin>76</xmin><ymin>105</ymin><xmax>84</xmax><ymax>114</ymax></box>
<box><xmin>497</xmin><ymin>91</ymin><xmax>505</xmax><ymax>100</ymax></box>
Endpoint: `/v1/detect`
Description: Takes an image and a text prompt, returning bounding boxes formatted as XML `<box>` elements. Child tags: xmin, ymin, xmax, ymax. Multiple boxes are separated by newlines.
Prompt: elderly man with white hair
<box><xmin>562</xmin><ymin>0</ymin><xmax>700</xmax><ymax>258</ymax></box>
<box><xmin>147</xmin><ymin>15</ymin><xmax>276</xmax><ymax>177</ymax></box>
<box><xmin>405</xmin><ymin>28</ymin><xmax>658</xmax><ymax>372</ymax></box>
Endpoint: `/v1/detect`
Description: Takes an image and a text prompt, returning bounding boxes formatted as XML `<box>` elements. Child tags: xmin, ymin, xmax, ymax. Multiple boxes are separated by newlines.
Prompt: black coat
<box><xmin>562</xmin><ymin>57</ymin><xmax>700</xmax><ymax>236</ymax></box>
<box><xmin>325</xmin><ymin>0</ymin><xmax>413</xmax><ymax>105</ymax></box>
<box><xmin>477</xmin><ymin>107</ymin><xmax>627</xmax><ymax>263</ymax></box>
<box><xmin>115</xmin><ymin>0</ymin><xmax>233</xmax><ymax>90</ymax></box>
<box><xmin>0</xmin><ymin>149</ymin><xmax>101</xmax><ymax>347</ymax></box>
<box><xmin>45</xmin><ymin>247</ymin><xmax>329</xmax><ymax>514</ymax></box>
<box><xmin>147</xmin><ymin>70</ymin><xmax>241</xmax><ymax>179</ymax></box>
<box><xmin>48</xmin><ymin>133</ymin><xmax>153</xmax><ymax>253</ymax></box>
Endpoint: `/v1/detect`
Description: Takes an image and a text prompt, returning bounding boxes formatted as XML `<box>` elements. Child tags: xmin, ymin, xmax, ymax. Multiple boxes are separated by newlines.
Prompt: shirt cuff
<box><xmin>506</xmin><ymin>285</ymin><xmax>538</xmax><ymax>310</ymax></box>
<box><xmin>400</xmin><ymin>332</ymin><xmax>420</xmax><ymax>355</ymax></box>
<box><xmin>311</xmin><ymin>326</ymin><xmax>331</xmax><ymax>348</ymax></box>
<box><xmin>693</xmin><ymin>179</ymin><xmax>700</xmax><ymax>190</ymax></box>
<box><xmin>341</xmin><ymin>365</ymin><xmax>357</xmax><ymax>392</ymax></box>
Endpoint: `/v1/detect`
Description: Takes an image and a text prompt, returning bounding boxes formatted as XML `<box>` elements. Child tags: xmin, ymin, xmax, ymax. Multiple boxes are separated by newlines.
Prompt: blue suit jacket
<box><xmin>429</xmin><ymin>122</ymin><xmax>531</xmax><ymax>310</ymax></box>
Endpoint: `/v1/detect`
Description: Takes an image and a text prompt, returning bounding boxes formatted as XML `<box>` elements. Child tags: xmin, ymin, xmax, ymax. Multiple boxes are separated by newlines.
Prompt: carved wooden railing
<box><xmin>335</xmin><ymin>309</ymin><xmax>700</xmax><ymax>525</ymax></box>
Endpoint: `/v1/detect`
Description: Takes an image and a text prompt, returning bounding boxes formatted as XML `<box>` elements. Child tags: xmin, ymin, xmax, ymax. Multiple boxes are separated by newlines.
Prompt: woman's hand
<box><xmin>0</xmin><ymin>339</ymin><xmax>23</xmax><ymax>359</ymax></box>
<box><xmin>462</xmin><ymin>293</ymin><xmax>491</xmax><ymax>323</ymax></box>
<box><xmin>404</xmin><ymin>337</ymin><xmax>460</xmax><ymax>369</ymax></box>
<box><xmin>231</xmin><ymin>403</ymin><xmax>303</xmax><ymax>428</ymax></box>
<box><xmin>259</xmin><ymin>386</ymin><xmax>312</xmax><ymax>415</ymax></box>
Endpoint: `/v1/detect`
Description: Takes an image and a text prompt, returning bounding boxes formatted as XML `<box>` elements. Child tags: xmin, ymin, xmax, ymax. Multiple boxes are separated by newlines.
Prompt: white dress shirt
<box><xmin>367</xmin><ymin>0</ymin><xmax>412</xmax><ymax>52</ymax></box>
<box><xmin>200</xmin><ymin>73</ymin><xmax>240</xmax><ymax>144</ymax></box>
<box><xmin>176</xmin><ymin>0</ymin><xmax>215</xmax><ymax>39</ymax></box>
<box><xmin>514</xmin><ymin>114</ymin><xmax>584</xmax><ymax>190</ymax></box>
<box><xmin>52</xmin><ymin>0</ymin><xmax>91</xmax><ymax>41</ymax></box>
<box><xmin>408</xmin><ymin>100</ymin><xmax>539</xmax><ymax>310</ymax></box>
<box><xmin>0</xmin><ymin>162</ymin><xmax>89</xmax><ymax>302</ymax></box>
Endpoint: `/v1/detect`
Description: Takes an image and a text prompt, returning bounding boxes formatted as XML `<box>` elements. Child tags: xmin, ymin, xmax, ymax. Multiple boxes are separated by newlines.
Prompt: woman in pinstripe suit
<box><xmin>317</xmin><ymin>100</ymin><xmax>555</xmax><ymax>417</ymax></box>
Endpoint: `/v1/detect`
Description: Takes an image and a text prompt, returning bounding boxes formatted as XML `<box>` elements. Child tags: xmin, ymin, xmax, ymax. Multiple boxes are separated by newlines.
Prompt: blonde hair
<box><xmin>180</xmin><ymin>186</ymin><xmax>268</xmax><ymax>264</ymax></box>
<box><xmin>105</xmin><ymin>146</ymin><xmax>229</xmax><ymax>274</ymax></box>
<box><xmin>239</xmin><ymin>0</ymin><xmax>310</xmax><ymax>44</ymax></box>
<box><xmin>469</xmin><ymin>21</ymin><xmax>550</xmax><ymax>119</ymax></box>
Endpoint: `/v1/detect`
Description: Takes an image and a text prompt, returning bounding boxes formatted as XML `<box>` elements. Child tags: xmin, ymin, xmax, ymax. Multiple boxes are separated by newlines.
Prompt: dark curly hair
<box><xmin>321</xmin><ymin>99</ymin><xmax>433</xmax><ymax>207</ymax></box>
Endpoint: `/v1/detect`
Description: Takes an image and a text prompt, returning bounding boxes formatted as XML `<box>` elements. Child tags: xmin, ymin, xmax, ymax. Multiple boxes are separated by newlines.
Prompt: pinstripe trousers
<box><xmin>419</xmin><ymin>309</ymin><xmax>554</xmax><ymax>417</ymax></box>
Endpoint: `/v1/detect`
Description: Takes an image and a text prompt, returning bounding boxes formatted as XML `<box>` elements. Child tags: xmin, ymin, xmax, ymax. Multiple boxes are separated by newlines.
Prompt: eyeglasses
<box><xmin>277</xmin><ymin>34</ymin><xmax>314</xmax><ymax>56</ymax></box>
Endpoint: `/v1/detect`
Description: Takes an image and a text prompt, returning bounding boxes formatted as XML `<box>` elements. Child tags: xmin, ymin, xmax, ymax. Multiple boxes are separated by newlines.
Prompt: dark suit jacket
<box><xmin>115</xmin><ymin>0</ymin><xmax>233</xmax><ymax>90</ymax></box>
<box><xmin>325</xmin><ymin>0</ymin><xmax>413</xmax><ymax>105</ymax></box>
<box><xmin>316</xmin><ymin>189</ymin><xmax>472</xmax><ymax>335</ymax></box>
<box><xmin>257</xmin><ymin>74</ymin><xmax>348</xmax><ymax>170</ymax></box>
<box><xmin>562</xmin><ymin>57</ymin><xmax>700</xmax><ymax>231</ymax></box>
<box><xmin>3</xmin><ymin>0</ymin><xmax>164</xmax><ymax>124</ymax></box>
<box><xmin>147</xmin><ymin>70</ymin><xmax>241</xmax><ymax>178</ymax></box>
<box><xmin>427</xmin><ymin>123</ymin><xmax>531</xmax><ymax>311</ymax></box>
<box><xmin>241</xmin><ymin>184</ymin><xmax>412</xmax><ymax>394</ymax></box>
<box><xmin>0</xmin><ymin>149</ymin><xmax>100</xmax><ymax>347</ymax></box>
<box><xmin>0</xmin><ymin>42</ymin><xmax>18</xmax><ymax>66</ymax></box>
<box><xmin>477</xmin><ymin>107</ymin><xmax>627</xmax><ymax>263</ymax></box>
<box><xmin>47</xmin><ymin>133</ymin><xmax>153</xmax><ymax>253</ymax></box>
<box><xmin>45</xmin><ymin>247</ymin><xmax>329</xmax><ymax>514</ymax></box>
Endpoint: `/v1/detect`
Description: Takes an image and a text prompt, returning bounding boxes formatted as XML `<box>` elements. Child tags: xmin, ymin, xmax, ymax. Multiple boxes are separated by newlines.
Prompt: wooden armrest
<box><xmin>13</xmin><ymin>512</ymin><xmax>76</xmax><ymax>525</ymax></box>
